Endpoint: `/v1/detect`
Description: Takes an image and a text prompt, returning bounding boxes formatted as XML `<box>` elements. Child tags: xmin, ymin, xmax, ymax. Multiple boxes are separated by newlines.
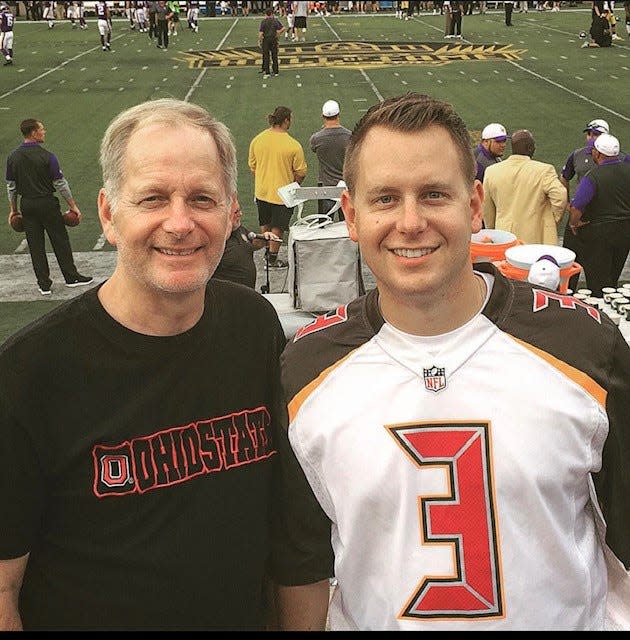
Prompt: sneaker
<box><xmin>3</xmin><ymin>59</ymin><xmax>12</xmax><ymax>65</ymax></box>
<box><xmin>612</xmin><ymin>34</ymin><xmax>623</xmax><ymax>40</ymax></box>
<box><xmin>38</xmin><ymin>284</ymin><xmax>52</xmax><ymax>296</ymax></box>
<box><xmin>268</xmin><ymin>259</ymin><xmax>287</xmax><ymax>269</ymax></box>
<box><xmin>273</xmin><ymin>72</ymin><xmax>279</xmax><ymax>76</ymax></box>
<box><xmin>263</xmin><ymin>73</ymin><xmax>270</xmax><ymax>79</ymax></box>
<box><xmin>66</xmin><ymin>275</ymin><xmax>94</xmax><ymax>288</ymax></box>
<box><xmin>581</xmin><ymin>41</ymin><xmax>589</xmax><ymax>48</ymax></box>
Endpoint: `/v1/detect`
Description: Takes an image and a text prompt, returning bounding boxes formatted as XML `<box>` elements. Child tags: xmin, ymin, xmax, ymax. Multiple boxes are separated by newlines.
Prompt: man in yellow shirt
<box><xmin>248</xmin><ymin>106</ymin><xmax>307</xmax><ymax>267</ymax></box>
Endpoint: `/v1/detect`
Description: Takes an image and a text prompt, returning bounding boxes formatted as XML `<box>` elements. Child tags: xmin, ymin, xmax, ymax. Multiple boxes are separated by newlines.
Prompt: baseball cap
<box><xmin>322</xmin><ymin>100</ymin><xmax>340</xmax><ymax>117</ymax></box>
<box><xmin>594</xmin><ymin>133</ymin><xmax>620</xmax><ymax>156</ymax></box>
<box><xmin>481</xmin><ymin>123</ymin><xmax>508</xmax><ymax>142</ymax></box>
<box><xmin>583</xmin><ymin>119</ymin><xmax>609</xmax><ymax>134</ymax></box>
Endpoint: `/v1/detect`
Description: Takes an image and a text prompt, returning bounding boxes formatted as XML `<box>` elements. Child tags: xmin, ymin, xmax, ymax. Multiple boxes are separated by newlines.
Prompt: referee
<box><xmin>6</xmin><ymin>119</ymin><xmax>93</xmax><ymax>295</ymax></box>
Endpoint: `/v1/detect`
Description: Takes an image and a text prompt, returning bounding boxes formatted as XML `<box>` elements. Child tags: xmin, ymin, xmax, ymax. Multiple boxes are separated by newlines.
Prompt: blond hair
<box><xmin>99</xmin><ymin>99</ymin><xmax>237</xmax><ymax>209</ymax></box>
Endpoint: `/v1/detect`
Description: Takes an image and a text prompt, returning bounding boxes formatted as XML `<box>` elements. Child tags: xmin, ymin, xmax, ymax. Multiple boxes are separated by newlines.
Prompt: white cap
<box><xmin>481</xmin><ymin>123</ymin><xmax>508</xmax><ymax>141</ymax></box>
<box><xmin>583</xmin><ymin>119</ymin><xmax>609</xmax><ymax>134</ymax></box>
<box><xmin>322</xmin><ymin>100</ymin><xmax>340</xmax><ymax>117</ymax></box>
<box><xmin>594</xmin><ymin>133</ymin><xmax>620</xmax><ymax>156</ymax></box>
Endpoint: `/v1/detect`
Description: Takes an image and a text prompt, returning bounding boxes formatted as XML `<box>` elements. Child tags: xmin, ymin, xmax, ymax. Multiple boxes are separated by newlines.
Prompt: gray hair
<box><xmin>343</xmin><ymin>93</ymin><xmax>476</xmax><ymax>194</ymax></box>
<box><xmin>99</xmin><ymin>99</ymin><xmax>237</xmax><ymax>210</ymax></box>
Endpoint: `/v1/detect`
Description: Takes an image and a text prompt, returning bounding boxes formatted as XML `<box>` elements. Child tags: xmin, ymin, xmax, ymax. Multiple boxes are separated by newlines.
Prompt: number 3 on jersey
<box><xmin>389</xmin><ymin>422</ymin><xmax>504</xmax><ymax>620</ymax></box>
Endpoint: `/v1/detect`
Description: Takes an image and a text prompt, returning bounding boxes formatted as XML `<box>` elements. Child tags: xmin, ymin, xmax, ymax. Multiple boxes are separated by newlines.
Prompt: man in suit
<box><xmin>482</xmin><ymin>129</ymin><xmax>567</xmax><ymax>245</ymax></box>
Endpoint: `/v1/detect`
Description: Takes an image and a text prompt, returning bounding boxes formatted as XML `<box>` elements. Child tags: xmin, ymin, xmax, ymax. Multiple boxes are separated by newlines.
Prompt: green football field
<box><xmin>1</xmin><ymin>6</ymin><xmax>629</xmax><ymax>341</ymax></box>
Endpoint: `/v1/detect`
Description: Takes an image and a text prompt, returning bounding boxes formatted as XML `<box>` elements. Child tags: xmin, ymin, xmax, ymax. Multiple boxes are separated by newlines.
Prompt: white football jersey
<box><xmin>277</xmin><ymin>264</ymin><xmax>630</xmax><ymax>630</ymax></box>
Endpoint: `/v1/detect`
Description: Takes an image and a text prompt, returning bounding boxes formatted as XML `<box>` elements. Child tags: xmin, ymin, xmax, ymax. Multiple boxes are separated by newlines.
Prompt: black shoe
<box><xmin>66</xmin><ymin>275</ymin><xmax>94</xmax><ymax>288</ymax></box>
<box><xmin>38</xmin><ymin>283</ymin><xmax>52</xmax><ymax>296</ymax></box>
<box><xmin>3</xmin><ymin>59</ymin><xmax>12</xmax><ymax>66</ymax></box>
<box><xmin>268</xmin><ymin>259</ymin><xmax>288</xmax><ymax>269</ymax></box>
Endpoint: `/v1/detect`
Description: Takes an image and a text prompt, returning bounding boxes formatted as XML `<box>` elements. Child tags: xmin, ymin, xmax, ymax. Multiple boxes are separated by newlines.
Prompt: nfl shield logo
<box><xmin>423</xmin><ymin>365</ymin><xmax>446</xmax><ymax>393</ymax></box>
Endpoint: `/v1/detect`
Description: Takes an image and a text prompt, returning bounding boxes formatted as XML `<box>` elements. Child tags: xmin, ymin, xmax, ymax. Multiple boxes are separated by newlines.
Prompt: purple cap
<box><xmin>536</xmin><ymin>254</ymin><xmax>560</xmax><ymax>267</ymax></box>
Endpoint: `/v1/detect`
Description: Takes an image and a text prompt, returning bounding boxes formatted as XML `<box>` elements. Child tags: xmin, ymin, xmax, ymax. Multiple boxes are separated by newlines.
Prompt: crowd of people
<box><xmin>3</xmin><ymin>1</ymin><xmax>628</xmax><ymax>66</ymax></box>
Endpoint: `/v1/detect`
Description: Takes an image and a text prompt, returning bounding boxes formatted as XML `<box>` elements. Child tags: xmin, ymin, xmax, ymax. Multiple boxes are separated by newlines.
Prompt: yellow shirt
<box><xmin>248</xmin><ymin>128</ymin><xmax>307</xmax><ymax>205</ymax></box>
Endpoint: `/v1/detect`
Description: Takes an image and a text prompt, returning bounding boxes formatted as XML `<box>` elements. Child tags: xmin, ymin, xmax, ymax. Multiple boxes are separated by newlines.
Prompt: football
<box><xmin>63</xmin><ymin>209</ymin><xmax>80</xmax><ymax>227</ymax></box>
<box><xmin>9</xmin><ymin>212</ymin><xmax>24</xmax><ymax>232</ymax></box>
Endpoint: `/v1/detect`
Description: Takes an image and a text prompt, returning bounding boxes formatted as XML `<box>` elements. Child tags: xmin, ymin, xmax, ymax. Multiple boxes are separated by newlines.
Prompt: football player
<box><xmin>0</xmin><ymin>3</ymin><xmax>13</xmax><ymax>66</ymax></box>
<box><xmin>95</xmin><ymin>0</ymin><xmax>112</xmax><ymax>51</ymax></box>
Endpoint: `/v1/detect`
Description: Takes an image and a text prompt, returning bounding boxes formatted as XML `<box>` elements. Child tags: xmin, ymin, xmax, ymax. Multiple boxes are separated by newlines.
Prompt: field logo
<box><xmin>178</xmin><ymin>41</ymin><xmax>526</xmax><ymax>70</ymax></box>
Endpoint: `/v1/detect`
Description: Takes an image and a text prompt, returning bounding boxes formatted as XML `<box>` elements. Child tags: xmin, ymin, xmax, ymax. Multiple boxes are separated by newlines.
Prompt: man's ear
<box><xmin>226</xmin><ymin>194</ymin><xmax>238</xmax><ymax>240</ymax></box>
<box><xmin>97</xmin><ymin>188</ymin><xmax>117</xmax><ymax>247</ymax></box>
<box><xmin>470</xmin><ymin>180</ymin><xmax>484</xmax><ymax>234</ymax></box>
<box><xmin>341</xmin><ymin>190</ymin><xmax>358</xmax><ymax>243</ymax></box>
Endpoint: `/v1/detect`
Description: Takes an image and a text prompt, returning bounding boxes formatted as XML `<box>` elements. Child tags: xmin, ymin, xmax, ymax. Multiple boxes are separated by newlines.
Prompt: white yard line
<box><xmin>322</xmin><ymin>16</ymin><xmax>342</xmax><ymax>41</ymax></box>
<box><xmin>412</xmin><ymin>14</ymin><xmax>630</xmax><ymax>122</ymax></box>
<box><xmin>0</xmin><ymin>34</ymin><xmax>125</xmax><ymax>101</ymax></box>
<box><xmin>507</xmin><ymin>61</ymin><xmax>630</xmax><ymax>123</ymax></box>
<box><xmin>323</xmin><ymin>15</ymin><xmax>384</xmax><ymax>102</ymax></box>
<box><xmin>184</xmin><ymin>17</ymin><xmax>239</xmax><ymax>102</ymax></box>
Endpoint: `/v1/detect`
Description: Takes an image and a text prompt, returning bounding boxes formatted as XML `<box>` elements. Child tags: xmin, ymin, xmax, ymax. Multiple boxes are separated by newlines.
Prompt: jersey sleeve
<box><xmin>592</xmin><ymin>328</ymin><xmax>630</xmax><ymax>570</ymax></box>
<box><xmin>270</xmin><ymin>410</ymin><xmax>335</xmax><ymax>586</ymax></box>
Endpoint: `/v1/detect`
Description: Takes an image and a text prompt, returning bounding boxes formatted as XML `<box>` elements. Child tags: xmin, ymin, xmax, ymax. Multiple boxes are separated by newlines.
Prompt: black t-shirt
<box><xmin>212</xmin><ymin>224</ymin><xmax>257</xmax><ymax>289</ymax></box>
<box><xmin>259</xmin><ymin>15</ymin><xmax>281</xmax><ymax>40</ymax></box>
<box><xmin>0</xmin><ymin>282</ymin><xmax>288</xmax><ymax>630</ymax></box>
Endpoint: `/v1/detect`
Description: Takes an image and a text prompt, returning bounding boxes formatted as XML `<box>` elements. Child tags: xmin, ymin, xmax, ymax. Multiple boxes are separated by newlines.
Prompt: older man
<box><xmin>482</xmin><ymin>129</ymin><xmax>567</xmax><ymax>245</ymax></box>
<box><xmin>0</xmin><ymin>99</ymin><xmax>287</xmax><ymax>631</ymax></box>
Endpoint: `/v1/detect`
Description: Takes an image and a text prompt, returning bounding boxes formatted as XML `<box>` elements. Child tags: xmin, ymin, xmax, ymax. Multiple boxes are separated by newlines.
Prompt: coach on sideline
<box><xmin>5</xmin><ymin>118</ymin><xmax>92</xmax><ymax>295</ymax></box>
<box><xmin>569</xmin><ymin>132</ymin><xmax>630</xmax><ymax>297</ymax></box>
